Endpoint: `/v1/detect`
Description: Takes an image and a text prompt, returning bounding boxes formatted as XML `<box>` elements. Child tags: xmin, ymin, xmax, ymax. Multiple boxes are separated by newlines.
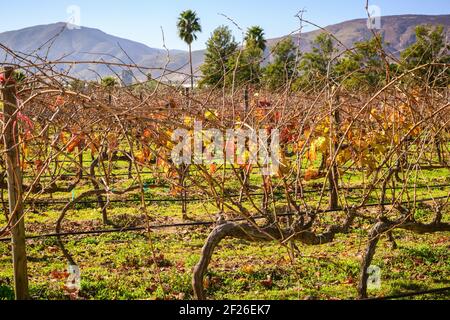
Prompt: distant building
<box><xmin>180</xmin><ymin>83</ymin><xmax>198</xmax><ymax>89</ymax></box>
<box><xmin>121</xmin><ymin>70</ymin><xmax>133</xmax><ymax>87</ymax></box>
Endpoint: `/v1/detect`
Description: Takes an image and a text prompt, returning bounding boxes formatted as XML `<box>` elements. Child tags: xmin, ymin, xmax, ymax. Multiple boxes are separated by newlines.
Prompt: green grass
<box><xmin>0</xmin><ymin>220</ymin><xmax>448</xmax><ymax>300</ymax></box>
<box><xmin>0</xmin><ymin>151</ymin><xmax>448</xmax><ymax>300</ymax></box>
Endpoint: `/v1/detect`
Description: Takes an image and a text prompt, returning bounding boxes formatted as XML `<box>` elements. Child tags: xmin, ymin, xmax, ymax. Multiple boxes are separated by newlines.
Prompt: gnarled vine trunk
<box><xmin>193</xmin><ymin>215</ymin><xmax>354</xmax><ymax>300</ymax></box>
<box><xmin>358</xmin><ymin>218</ymin><xmax>450</xmax><ymax>299</ymax></box>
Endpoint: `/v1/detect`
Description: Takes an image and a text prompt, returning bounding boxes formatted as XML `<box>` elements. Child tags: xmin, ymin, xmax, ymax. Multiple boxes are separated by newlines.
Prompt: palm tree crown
<box><xmin>177</xmin><ymin>10</ymin><xmax>202</xmax><ymax>45</ymax></box>
<box><xmin>177</xmin><ymin>10</ymin><xmax>202</xmax><ymax>90</ymax></box>
<box><xmin>101</xmin><ymin>76</ymin><xmax>117</xmax><ymax>88</ymax></box>
<box><xmin>245</xmin><ymin>26</ymin><xmax>266</xmax><ymax>51</ymax></box>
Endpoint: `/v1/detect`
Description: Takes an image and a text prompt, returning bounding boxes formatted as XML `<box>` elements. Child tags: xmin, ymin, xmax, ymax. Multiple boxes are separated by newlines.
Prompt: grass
<box><xmin>0</xmin><ymin>217</ymin><xmax>448</xmax><ymax>300</ymax></box>
<box><xmin>0</xmin><ymin>153</ymin><xmax>448</xmax><ymax>300</ymax></box>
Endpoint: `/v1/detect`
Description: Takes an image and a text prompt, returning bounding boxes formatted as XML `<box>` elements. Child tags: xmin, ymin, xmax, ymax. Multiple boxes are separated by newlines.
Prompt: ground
<box><xmin>0</xmin><ymin>158</ymin><xmax>449</xmax><ymax>300</ymax></box>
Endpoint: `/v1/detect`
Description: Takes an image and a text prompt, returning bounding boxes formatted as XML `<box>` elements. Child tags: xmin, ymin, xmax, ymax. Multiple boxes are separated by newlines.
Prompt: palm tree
<box><xmin>101</xmin><ymin>76</ymin><xmax>117</xmax><ymax>88</ymax></box>
<box><xmin>13</xmin><ymin>70</ymin><xmax>26</xmax><ymax>83</ymax></box>
<box><xmin>245</xmin><ymin>26</ymin><xmax>266</xmax><ymax>51</ymax></box>
<box><xmin>101</xmin><ymin>76</ymin><xmax>117</xmax><ymax>105</ymax></box>
<box><xmin>177</xmin><ymin>10</ymin><xmax>202</xmax><ymax>89</ymax></box>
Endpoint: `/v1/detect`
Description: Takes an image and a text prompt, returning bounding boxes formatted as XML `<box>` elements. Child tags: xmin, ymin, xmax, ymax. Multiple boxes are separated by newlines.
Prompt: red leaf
<box><xmin>260</xmin><ymin>275</ymin><xmax>273</xmax><ymax>288</ymax></box>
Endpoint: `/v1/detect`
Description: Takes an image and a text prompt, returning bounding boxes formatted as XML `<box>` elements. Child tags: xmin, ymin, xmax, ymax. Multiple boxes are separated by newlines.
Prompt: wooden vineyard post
<box><xmin>244</xmin><ymin>86</ymin><xmax>249</xmax><ymax>115</ymax></box>
<box><xmin>180</xmin><ymin>164</ymin><xmax>188</xmax><ymax>220</ymax></box>
<box><xmin>328</xmin><ymin>93</ymin><xmax>340</xmax><ymax>211</ymax></box>
<box><xmin>1</xmin><ymin>67</ymin><xmax>29</xmax><ymax>299</ymax></box>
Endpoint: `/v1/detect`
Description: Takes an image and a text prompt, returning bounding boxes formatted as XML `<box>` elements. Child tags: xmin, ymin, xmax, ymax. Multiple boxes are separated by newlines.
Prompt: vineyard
<box><xmin>0</xmin><ymin>20</ymin><xmax>449</xmax><ymax>301</ymax></box>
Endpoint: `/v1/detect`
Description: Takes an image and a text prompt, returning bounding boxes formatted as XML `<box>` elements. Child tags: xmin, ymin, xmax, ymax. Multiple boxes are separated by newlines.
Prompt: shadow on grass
<box><xmin>0</xmin><ymin>284</ymin><xmax>14</xmax><ymax>300</ymax></box>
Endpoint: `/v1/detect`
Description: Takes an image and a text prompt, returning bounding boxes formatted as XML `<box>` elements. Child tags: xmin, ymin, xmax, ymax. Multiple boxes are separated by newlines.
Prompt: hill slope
<box><xmin>0</xmin><ymin>22</ymin><xmax>192</xmax><ymax>81</ymax></box>
<box><xmin>0</xmin><ymin>15</ymin><xmax>448</xmax><ymax>81</ymax></box>
<box><xmin>269</xmin><ymin>14</ymin><xmax>450</xmax><ymax>55</ymax></box>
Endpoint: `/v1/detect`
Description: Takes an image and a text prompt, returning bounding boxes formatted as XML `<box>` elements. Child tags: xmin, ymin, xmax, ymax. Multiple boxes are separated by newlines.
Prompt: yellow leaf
<box><xmin>135</xmin><ymin>151</ymin><xmax>146</xmax><ymax>164</ymax></box>
<box><xmin>204</xmin><ymin>111</ymin><xmax>216</xmax><ymax>121</ymax></box>
<box><xmin>307</xmin><ymin>143</ymin><xmax>317</xmax><ymax>161</ymax></box>
<box><xmin>170</xmin><ymin>185</ymin><xmax>182</xmax><ymax>196</ymax></box>
<box><xmin>241</xmin><ymin>265</ymin><xmax>255</xmax><ymax>275</ymax></box>
<box><xmin>314</xmin><ymin>136</ymin><xmax>327</xmax><ymax>153</ymax></box>
<box><xmin>184</xmin><ymin>116</ymin><xmax>193</xmax><ymax>127</ymax></box>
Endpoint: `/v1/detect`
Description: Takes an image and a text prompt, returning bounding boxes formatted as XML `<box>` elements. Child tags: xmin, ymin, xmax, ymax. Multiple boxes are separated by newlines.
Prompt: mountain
<box><xmin>0</xmin><ymin>22</ymin><xmax>199</xmax><ymax>82</ymax></box>
<box><xmin>269</xmin><ymin>14</ymin><xmax>450</xmax><ymax>55</ymax></box>
<box><xmin>0</xmin><ymin>14</ymin><xmax>449</xmax><ymax>82</ymax></box>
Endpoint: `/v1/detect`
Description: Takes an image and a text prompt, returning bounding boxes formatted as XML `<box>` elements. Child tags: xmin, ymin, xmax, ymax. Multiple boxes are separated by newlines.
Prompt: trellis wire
<box><xmin>0</xmin><ymin>195</ymin><xmax>447</xmax><ymax>242</ymax></box>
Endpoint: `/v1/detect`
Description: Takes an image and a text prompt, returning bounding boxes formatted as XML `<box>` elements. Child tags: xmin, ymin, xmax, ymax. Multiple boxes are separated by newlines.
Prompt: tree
<box><xmin>262</xmin><ymin>37</ymin><xmax>297</xmax><ymax>90</ymax></box>
<box><xmin>335</xmin><ymin>35</ymin><xmax>394</xmax><ymax>91</ymax></box>
<box><xmin>177</xmin><ymin>10</ymin><xmax>202</xmax><ymax>90</ymax></box>
<box><xmin>13</xmin><ymin>70</ymin><xmax>26</xmax><ymax>83</ymax></box>
<box><xmin>101</xmin><ymin>76</ymin><xmax>117</xmax><ymax>104</ymax></box>
<box><xmin>101</xmin><ymin>76</ymin><xmax>117</xmax><ymax>88</ymax></box>
<box><xmin>401</xmin><ymin>25</ymin><xmax>449</xmax><ymax>87</ymax></box>
<box><xmin>70</xmin><ymin>79</ymin><xmax>87</xmax><ymax>92</ymax></box>
<box><xmin>245</xmin><ymin>26</ymin><xmax>267</xmax><ymax>51</ymax></box>
<box><xmin>227</xmin><ymin>26</ymin><xmax>266</xmax><ymax>86</ymax></box>
<box><xmin>294</xmin><ymin>33</ymin><xmax>336</xmax><ymax>91</ymax></box>
<box><xmin>199</xmin><ymin>26</ymin><xmax>237</xmax><ymax>88</ymax></box>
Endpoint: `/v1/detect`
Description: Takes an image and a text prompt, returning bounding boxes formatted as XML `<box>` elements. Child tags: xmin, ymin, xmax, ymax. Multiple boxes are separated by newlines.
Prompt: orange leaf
<box><xmin>304</xmin><ymin>168</ymin><xmax>319</xmax><ymax>181</ymax></box>
<box><xmin>143</xmin><ymin>129</ymin><xmax>152</xmax><ymax>139</ymax></box>
<box><xmin>209</xmin><ymin>163</ymin><xmax>218</xmax><ymax>174</ymax></box>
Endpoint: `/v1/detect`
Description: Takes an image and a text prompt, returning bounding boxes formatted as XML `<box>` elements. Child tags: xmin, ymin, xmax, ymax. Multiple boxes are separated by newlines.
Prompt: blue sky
<box><xmin>1</xmin><ymin>0</ymin><xmax>448</xmax><ymax>50</ymax></box>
